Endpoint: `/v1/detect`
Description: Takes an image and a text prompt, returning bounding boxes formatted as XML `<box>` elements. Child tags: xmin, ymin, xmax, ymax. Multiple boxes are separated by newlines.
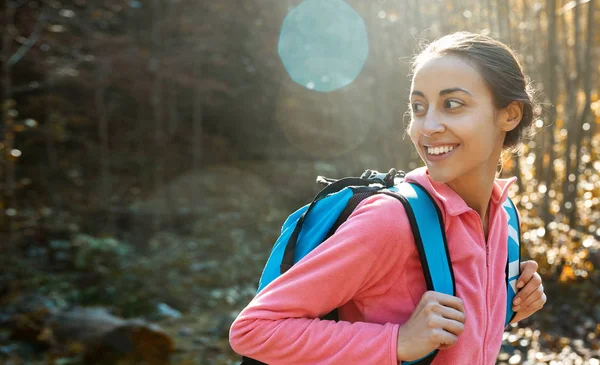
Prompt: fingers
<box><xmin>421</xmin><ymin>292</ymin><xmax>466</xmax><ymax>337</ymax></box>
<box><xmin>431</xmin><ymin>328</ymin><xmax>459</xmax><ymax>348</ymax></box>
<box><xmin>522</xmin><ymin>291</ymin><xmax>546</xmax><ymax>310</ymax></box>
<box><xmin>515</xmin><ymin>286</ymin><xmax>546</xmax><ymax>311</ymax></box>
<box><xmin>438</xmin><ymin>316</ymin><xmax>465</xmax><ymax>337</ymax></box>
<box><xmin>423</xmin><ymin>291</ymin><xmax>465</xmax><ymax>314</ymax></box>
<box><xmin>513</xmin><ymin>272</ymin><xmax>542</xmax><ymax>306</ymax></box>
<box><xmin>512</xmin><ymin>260</ymin><xmax>546</xmax><ymax>313</ymax></box>
<box><xmin>516</xmin><ymin>260</ymin><xmax>538</xmax><ymax>289</ymax></box>
<box><xmin>437</xmin><ymin>305</ymin><xmax>467</xmax><ymax>324</ymax></box>
<box><xmin>398</xmin><ymin>291</ymin><xmax>467</xmax><ymax>360</ymax></box>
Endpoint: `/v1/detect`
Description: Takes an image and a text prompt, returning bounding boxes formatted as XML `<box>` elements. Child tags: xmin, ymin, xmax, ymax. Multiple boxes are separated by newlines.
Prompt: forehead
<box><xmin>411</xmin><ymin>55</ymin><xmax>489</xmax><ymax>95</ymax></box>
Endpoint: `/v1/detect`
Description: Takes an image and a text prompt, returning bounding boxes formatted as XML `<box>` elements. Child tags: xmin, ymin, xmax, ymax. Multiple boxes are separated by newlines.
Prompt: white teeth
<box><xmin>427</xmin><ymin>146</ymin><xmax>455</xmax><ymax>155</ymax></box>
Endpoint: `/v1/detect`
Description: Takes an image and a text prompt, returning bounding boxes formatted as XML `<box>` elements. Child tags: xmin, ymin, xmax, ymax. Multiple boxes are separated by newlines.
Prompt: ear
<box><xmin>500</xmin><ymin>101</ymin><xmax>523</xmax><ymax>132</ymax></box>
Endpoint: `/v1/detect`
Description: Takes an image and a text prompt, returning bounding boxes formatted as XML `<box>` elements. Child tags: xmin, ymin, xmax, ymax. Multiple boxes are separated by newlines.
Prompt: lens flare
<box><xmin>278</xmin><ymin>0</ymin><xmax>369</xmax><ymax>92</ymax></box>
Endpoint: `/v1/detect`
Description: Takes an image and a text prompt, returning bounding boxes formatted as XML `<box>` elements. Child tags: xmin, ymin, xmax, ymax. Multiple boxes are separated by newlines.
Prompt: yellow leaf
<box><xmin>543</xmin><ymin>154</ymin><xmax>550</xmax><ymax>165</ymax></box>
<box><xmin>559</xmin><ymin>265</ymin><xmax>576</xmax><ymax>282</ymax></box>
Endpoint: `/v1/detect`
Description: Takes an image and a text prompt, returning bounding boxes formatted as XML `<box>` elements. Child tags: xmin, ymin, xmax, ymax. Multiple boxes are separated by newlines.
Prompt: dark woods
<box><xmin>0</xmin><ymin>1</ymin><xmax>599</xmax><ymax>364</ymax></box>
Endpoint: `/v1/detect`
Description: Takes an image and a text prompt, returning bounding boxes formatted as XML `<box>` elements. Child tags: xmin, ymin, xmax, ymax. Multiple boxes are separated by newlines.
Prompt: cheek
<box><xmin>455</xmin><ymin>111</ymin><xmax>492</xmax><ymax>140</ymax></box>
<box><xmin>408</xmin><ymin>121</ymin><xmax>419</xmax><ymax>145</ymax></box>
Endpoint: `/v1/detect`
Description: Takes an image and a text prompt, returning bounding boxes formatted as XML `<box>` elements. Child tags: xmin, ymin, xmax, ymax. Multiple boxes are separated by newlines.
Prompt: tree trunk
<box><xmin>192</xmin><ymin>59</ymin><xmax>203</xmax><ymax>170</ymax></box>
<box><xmin>495</xmin><ymin>0</ymin><xmax>503</xmax><ymax>36</ymax></box>
<box><xmin>561</xmin><ymin>0</ymin><xmax>583</xmax><ymax>227</ymax></box>
<box><xmin>44</xmin><ymin>72</ymin><xmax>60</xmax><ymax>210</ymax></box>
<box><xmin>507</xmin><ymin>0</ymin><xmax>524</xmax><ymax>194</ymax></box>
<box><xmin>151</xmin><ymin>0</ymin><xmax>165</xmax><ymax>233</ymax></box>
<box><xmin>567</xmin><ymin>0</ymin><xmax>595</xmax><ymax>227</ymax></box>
<box><xmin>503</xmin><ymin>0</ymin><xmax>512</xmax><ymax>42</ymax></box>
<box><xmin>542</xmin><ymin>0</ymin><xmax>558</xmax><ymax>232</ymax></box>
<box><xmin>96</xmin><ymin>61</ymin><xmax>114</xmax><ymax>233</ymax></box>
<box><xmin>533</xmin><ymin>3</ymin><xmax>546</xmax><ymax>186</ymax></box>
<box><xmin>1</xmin><ymin>1</ymin><xmax>15</xmax><ymax>237</ymax></box>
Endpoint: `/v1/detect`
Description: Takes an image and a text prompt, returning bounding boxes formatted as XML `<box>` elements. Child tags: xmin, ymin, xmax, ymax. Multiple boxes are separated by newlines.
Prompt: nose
<box><xmin>421</xmin><ymin>109</ymin><xmax>445</xmax><ymax>136</ymax></box>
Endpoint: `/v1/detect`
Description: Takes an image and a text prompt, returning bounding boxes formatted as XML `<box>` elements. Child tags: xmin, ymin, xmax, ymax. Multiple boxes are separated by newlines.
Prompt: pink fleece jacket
<box><xmin>230</xmin><ymin>167</ymin><xmax>518</xmax><ymax>364</ymax></box>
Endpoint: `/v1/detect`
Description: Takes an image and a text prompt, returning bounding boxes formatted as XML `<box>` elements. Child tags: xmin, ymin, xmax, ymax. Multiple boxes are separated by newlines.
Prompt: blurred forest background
<box><xmin>0</xmin><ymin>0</ymin><xmax>599</xmax><ymax>364</ymax></box>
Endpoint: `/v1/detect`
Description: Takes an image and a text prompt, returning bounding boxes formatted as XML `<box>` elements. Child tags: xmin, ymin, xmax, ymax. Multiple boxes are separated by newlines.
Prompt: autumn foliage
<box><xmin>1</xmin><ymin>0</ymin><xmax>599</xmax><ymax>364</ymax></box>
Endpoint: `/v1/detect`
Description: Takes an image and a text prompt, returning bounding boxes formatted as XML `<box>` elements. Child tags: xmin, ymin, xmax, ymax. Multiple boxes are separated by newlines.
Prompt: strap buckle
<box><xmin>361</xmin><ymin>168</ymin><xmax>405</xmax><ymax>187</ymax></box>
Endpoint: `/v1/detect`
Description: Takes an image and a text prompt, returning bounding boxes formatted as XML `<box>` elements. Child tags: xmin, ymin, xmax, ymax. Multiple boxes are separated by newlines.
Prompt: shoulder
<box><xmin>350</xmin><ymin>193</ymin><xmax>409</xmax><ymax>225</ymax></box>
<box><xmin>339</xmin><ymin>192</ymin><xmax>415</xmax><ymax>255</ymax></box>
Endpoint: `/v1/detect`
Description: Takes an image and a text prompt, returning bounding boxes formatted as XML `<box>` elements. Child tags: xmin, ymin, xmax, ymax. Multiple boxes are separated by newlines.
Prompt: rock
<box><xmin>48</xmin><ymin>307</ymin><xmax>174</xmax><ymax>365</ymax></box>
<box><xmin>156</xmin><ymin>303</ymin><xmax>182</xmax><ymax>319</ymax></box>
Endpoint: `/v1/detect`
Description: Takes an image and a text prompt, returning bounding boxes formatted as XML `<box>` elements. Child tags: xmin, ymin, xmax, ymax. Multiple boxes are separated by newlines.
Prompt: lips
<box><xmin>427</xmin><ymin>145</ymin><xmax>455</xmax><ymax>155</ymax></box>
<box><xmin>422</xmin><ymin>143</ymin><xmax>460</xmax><ymax>160</ymax></box>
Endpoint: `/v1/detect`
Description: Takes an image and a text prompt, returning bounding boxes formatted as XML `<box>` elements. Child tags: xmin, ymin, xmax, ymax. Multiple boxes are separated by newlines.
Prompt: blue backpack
<box><xmin>242</xmin><ymin>169</ymin><xmax>521</xmax><ymax>365</ymax></box>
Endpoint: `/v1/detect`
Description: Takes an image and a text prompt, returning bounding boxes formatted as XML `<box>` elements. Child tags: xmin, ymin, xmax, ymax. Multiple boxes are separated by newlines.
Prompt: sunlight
<box><xmin>278</xmin><ymin>0</ymin><xmax>369</xmax><ymax>92</ymax></box>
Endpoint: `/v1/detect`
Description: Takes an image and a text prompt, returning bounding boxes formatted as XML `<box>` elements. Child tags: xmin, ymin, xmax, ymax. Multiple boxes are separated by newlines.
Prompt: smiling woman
<box><xmin>409</xmin><ymin>54</ymin><xmax>512</xmax><ymax>187</ymax></box>
<box><xmin>230</xmin><ymin>32</ymin><xmax>546</xmax><ymax>365</ymax></box>
<box><xmin>410</xmin><ymin>32</ymin><xmax>537</xmax><ymax>149</ymax></box>
<box><xmin>407</xmin><ymin>32</ymin><xmax>537</xmax><ymax>217</ymax></box>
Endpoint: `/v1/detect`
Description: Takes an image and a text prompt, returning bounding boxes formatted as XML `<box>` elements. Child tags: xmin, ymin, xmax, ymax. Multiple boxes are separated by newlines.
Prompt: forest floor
<box><xmin>1</xmin><ymin>161</ymin><xmax>599</xmax><ymax>364</ymax></box>
<box><xmin>1</xmin><ymin>229</ymin><xmax>598</xmax><ymax>365</ymax></box>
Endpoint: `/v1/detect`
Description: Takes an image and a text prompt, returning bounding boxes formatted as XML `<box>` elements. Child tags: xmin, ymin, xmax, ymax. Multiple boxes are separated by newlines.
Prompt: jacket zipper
<box><xmin>475</xmin><ymin>211</ymin><xmax>491</xmax><ymax>365</ymax></box>
<box><xmin>483</xmin><ymin>239</ymin><xmax>490</xmax><ymax>364</ymax></box>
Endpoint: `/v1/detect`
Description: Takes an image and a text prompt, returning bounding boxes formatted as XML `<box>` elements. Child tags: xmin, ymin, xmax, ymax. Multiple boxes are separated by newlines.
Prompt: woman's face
<box><xmin>408</xmin><ymin>54</ymin><xmax>509</xmax><ymax>184</ymax></box>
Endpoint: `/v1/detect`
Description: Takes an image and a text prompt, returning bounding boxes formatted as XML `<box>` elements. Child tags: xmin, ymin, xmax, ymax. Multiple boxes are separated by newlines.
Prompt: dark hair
<box><xmin>411</xmin><ymin>32</ymin><xmax>537</xmax><ymax>150</ymax></box>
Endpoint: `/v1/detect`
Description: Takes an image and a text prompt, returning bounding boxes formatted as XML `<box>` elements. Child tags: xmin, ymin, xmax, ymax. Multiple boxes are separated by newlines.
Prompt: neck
<box><xmin>446</xmin><ymin>142</ymin><xmax>504</xmax><ymax>227</ymax></box>
<box><xmin>446</xmin><ymin>166</ymin><xmax>497</xmax><ymax>224</ymax></box>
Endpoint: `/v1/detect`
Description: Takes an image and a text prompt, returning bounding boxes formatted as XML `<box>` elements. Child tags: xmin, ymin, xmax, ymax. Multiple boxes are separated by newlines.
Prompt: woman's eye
<box><xmin>411</xmin><ymin>103</ymin><xmax>425</xmax><ymax>113</ymax></box>
<box><xmin>444</xmin><ymin>100</ymin><xmax>462</xmax><ymax>109</ymax></box>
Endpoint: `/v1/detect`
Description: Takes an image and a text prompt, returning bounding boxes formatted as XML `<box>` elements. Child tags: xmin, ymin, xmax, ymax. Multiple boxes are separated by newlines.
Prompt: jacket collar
<box><xmin>404</xmin><ymin>167</ymin><xmax>517</xmax><ymax>217</ymax></box>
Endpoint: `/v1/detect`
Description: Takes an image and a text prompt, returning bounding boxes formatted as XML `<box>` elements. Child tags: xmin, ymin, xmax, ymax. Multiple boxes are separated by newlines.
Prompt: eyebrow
<box><xmin>411</xmin><ymin>88</ymin><xmax>473</xmax><ymax>97</ymax></box>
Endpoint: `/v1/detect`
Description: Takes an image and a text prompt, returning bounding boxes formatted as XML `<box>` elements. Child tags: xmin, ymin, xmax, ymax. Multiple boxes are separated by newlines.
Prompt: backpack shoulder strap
<box><xmin>388</xmin><ymin>182</ymin><xmax>455</xmax><ymax>296</ymax></box>
<box><xmin>503</xmin><ymin>197</ymin><xmax>521</xmax><ymax>326</ymax></box>
<box><xmin>385</xmin><ymin>182</ymin><xmax>454</xmax><ymax>365</ymax></box>
<box><xmin>280</xmin><ymin>177</ymin><xmax>378</xmax><ymax>275</ymax></box>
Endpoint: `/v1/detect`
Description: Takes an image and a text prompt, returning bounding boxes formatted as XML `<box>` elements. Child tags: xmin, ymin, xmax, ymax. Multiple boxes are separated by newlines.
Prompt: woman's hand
<box><xmin>397</xmin><ymin>291</ymin><xmax>466</xmax><ymax>362</ymax></box>
<box><xmin>510</xmin><ymin>260</ymin><xmax>546</xmax><ymax>324</ymax></box>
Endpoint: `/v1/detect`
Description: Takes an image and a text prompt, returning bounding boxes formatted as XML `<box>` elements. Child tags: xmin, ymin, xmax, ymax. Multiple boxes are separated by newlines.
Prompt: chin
<box><xmin>426</xmin><ymin>167</ymin><xmax>455</xmax><ymax>184</ymax></box>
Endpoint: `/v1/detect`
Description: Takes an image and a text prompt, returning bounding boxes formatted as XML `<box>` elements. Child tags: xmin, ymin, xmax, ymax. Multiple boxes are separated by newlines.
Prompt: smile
<box><xmin>423</xmin><ymin>144</ymin><xmax>459</xmax><ymax>161</ymax></box>
<box><xmin>427</xmin><ymin>145</ymin><xmax>455</xmax><ymax>155</ymax></box>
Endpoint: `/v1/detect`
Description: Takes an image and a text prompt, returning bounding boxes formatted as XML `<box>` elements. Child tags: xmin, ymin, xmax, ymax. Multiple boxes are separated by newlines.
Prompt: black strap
<box><xmin>241</xmin><ymin>191</ymin><xmax>374</xmax><ymax>365</ymax></box>
<box><xmin>245</xmin><ymin>183</ymin><xmax>449</xmax><ymax>365</ymax></box>
<box><xmin>240</xmin><ymin>356</ymin><xmax>266</xmax><ymax>365</ymax></box>
<box><xmin>381</xmin><ymin>184</ymin><xmax>449</xmax><ymax>365</ymax></box>
<box><xmin>382</xmin><ymin>190</ymin><xmax>434</xmax><ymax>292</ymax></box>
<box><xmin>281</xmin><ymin>180</ymin><xmax>379</xmax><ymax>274</ymax></box>
<box><xmin>282</xmin><ymin>171</ymin><xmax>400</xmax><ymax>272</ymax></box>
<box><xmin>323</xmin><ymin>191</ymin><xmax>375</xmax><ymax>241</ymax></box>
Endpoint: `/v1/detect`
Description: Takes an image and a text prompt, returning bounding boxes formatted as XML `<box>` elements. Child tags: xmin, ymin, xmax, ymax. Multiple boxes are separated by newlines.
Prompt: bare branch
<box><xmin>8</xmin><ymin>10</ymin><xmax>48</xmax><ymax>66</ymax></box>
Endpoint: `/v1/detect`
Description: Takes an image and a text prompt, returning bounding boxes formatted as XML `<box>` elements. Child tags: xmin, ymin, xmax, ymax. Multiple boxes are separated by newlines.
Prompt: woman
<box><xmin>230</xmin><ymin>32</ymin><xmax>547</xmax><ymax>365</ymax></box>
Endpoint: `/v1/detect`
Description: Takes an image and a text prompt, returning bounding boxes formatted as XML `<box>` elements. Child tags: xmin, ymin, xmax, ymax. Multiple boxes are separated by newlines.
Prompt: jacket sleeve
<box><xmin>229</xmin><ymin>194</ymin><xmax>414</xmax><ymax>365</ymax></box>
